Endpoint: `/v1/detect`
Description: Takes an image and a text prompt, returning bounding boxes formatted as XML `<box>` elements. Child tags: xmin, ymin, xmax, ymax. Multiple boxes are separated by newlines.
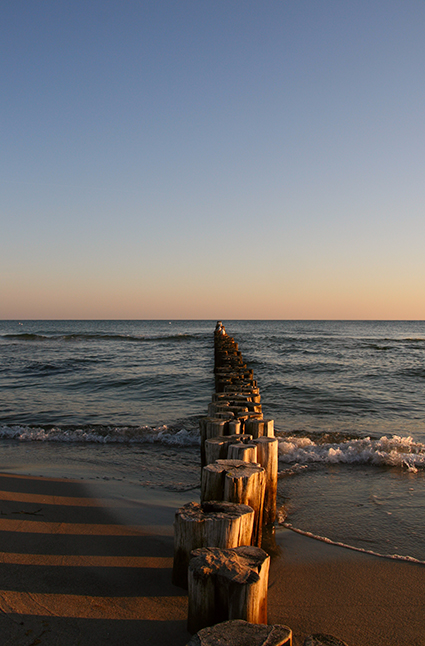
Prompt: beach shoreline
<box><xmin>0</xmin><ymin>464</ymin><xmax>422</xmax><ymax>645</ymax></box>
<box><xmin>270</xmin><ymin>527</ymin><xmax>425</xmax><ymax>646</ymax></box>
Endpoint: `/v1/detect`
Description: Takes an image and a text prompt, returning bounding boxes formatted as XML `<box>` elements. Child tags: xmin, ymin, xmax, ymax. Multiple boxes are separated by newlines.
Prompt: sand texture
<box><xmin>0</xmin><ymin>471</ymin><xmax>423</xmax><ymax>645</ymax></box>
<box><xmin>269</xmin><ymin>528</ymin><xmax>425</xmax><ymax>646</ymax></box>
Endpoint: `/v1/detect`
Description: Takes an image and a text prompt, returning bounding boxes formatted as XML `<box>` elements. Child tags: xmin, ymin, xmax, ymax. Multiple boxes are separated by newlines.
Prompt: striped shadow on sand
<box><xmin>0</xmin><ymin>473</ymin><xmax>187</xmax><ymax>622</ymax></box>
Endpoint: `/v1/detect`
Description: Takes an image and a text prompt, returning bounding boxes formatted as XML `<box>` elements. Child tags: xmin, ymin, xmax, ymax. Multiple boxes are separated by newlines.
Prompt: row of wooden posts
<box><xmin>173</xmin><ymin>322</ymin><xmax>290</xmax><ymax>643</ymax></box>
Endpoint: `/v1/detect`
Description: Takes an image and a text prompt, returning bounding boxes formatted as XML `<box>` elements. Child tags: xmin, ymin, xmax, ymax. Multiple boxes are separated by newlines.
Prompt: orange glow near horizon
<box><xmin>2</xmin><ymin>269</ymin><xmax>425</xmax><ymax>320</ymax></box>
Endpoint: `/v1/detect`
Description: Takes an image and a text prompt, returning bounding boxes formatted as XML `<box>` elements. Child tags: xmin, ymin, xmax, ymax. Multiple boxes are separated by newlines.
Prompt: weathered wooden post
<box><xmin>227</xmin><ymin>443</ymin><xmax>258</xmax><ymax>463</ymax></box>
<box><xmin>187</xmin><ymin>546</ymin><xmax>270</xmax><ymax>634</ymax></box>
<box><xmin>253</xmin><ymin>436</ymin><xmax>279</xmax><ymax>526</ymax></box>
<box><xmin>228</xmin><ymin>419</ymin><xmax>242</xmax><ymax>434</ymax></box>
<box><xmin>173</xmin><ymin>501</ymin><xmax>255</xmax><ymax>588</ymax></box>
<box><xmin>186</xmin><ymin>620</ymin><xmax>292</xmax><ymax>646</ymax></box>
<box><xmin>245</xmin><ymin>418</ymin><xmax>275</xmax><ymax>438</ymax></box>
<box><xmin>200</xmin><ymin>417</ymin><xmax>232</xmax><ymax>466</ymax></box>
<box><xmin>205</xmin><ymin>434</ymin><xmax>253</xmax><ymax>466</ymax></box>
<box><xmin>201</xmin><ymin>459</ymin><xmax>266</xmax><ymax>546</ymax></box>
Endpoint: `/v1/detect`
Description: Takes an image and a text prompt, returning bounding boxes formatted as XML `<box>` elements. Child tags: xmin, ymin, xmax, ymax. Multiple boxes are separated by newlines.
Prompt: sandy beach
<box><xmin>0</xmin><ymin>471</ymin><xmax>189</xmax><ymax>646</ymax></box>
<box><xmin>0</xmin><ymin>470</ymin><xmax>423</xmax><ymax>646</ymax></box>
<box><xmin>270</xmin><ymin>528</ymin><xmax>425</xmax><ymax>646</ymax></box>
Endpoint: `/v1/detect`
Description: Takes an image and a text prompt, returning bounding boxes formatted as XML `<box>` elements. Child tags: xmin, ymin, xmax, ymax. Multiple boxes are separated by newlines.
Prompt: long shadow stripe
<box><xmin>0</xmin><ymin>519</ymin><xmax>170</xmax><ymax>536</ymax></box>
<box><xmin>0</xmin><ymin>590</ymin><xmax>187</xmax><ymax>620</ymax></box>
<box><xmin>0</xmin><ymin>552</ymin><xmax>172</xmax><ymax>567</ymax></box>
<box><xmin>0</xmin><ymin>490</ymin><xmax>125</xmax><ymax>507</ymax></box>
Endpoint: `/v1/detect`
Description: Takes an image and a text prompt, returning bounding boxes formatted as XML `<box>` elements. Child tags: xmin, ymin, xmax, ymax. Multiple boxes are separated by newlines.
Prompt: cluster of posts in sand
<box><xmin>172</xmin><ymin>323</ymin><xmax>291</xmax><ymax>644</ymax></box>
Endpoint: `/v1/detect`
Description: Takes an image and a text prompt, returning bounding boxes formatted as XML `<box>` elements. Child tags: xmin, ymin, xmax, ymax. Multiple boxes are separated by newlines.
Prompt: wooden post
<box><xmin>224</xmin><ymin>385</ymin><xmax>260</xmax><ymax>396</ymax></box>
<box><xmin>201</xmin><ymin>460</ymin><xmax>235</xmax><ymax>503</ymax></box>
<box><xmin>186</xmin><ymin>620</ymin><xmax>292</xmax><ymax>646</ymax></box>
<box><xmin>208</xmin><ymin>402</ymin><xmax>233</xmax><ymax>417</ymax></box>
<box><xmin>173</xmin><ymin>501</ymin><xmax>255</xmax><ymax>589</ymax></box>
<box><xmin>226</xmin><ymin>406</ymin><xmax>250</xmax><ymax>417</ymax></box>
<box><xmin>227</xmin><ymin>443</ymin><xmax>258</xmax><ymax>463</ymax></box>
<box><xmin>212</xmin><ymin>392</ymin><xmax>260</xmax><ymax>404</ymax></box>
<box><xmin>201</xmin><ymin>460</ymin><xmax>266</xmax><ymax>546</ymax></box>
<box><xmin>245</xmin><ymin>418</ymin><xmax>275</xmax><ymax>438</ymax></box>
<box><xmin>187</xmin><ymin>546</ymin><xmax>270</xmax><ymax>634</ymax></box>
<box><xmin>200</xmin><ymin>417</ymin><xmax>232</xmax><ymax>466</ymax></box>
<box><xmin>253</xmin><ymin>437</ymin><xmax>278</xmax><ymax>526</ymax></box>
<box><xmin>222</xmin><ymin>460</ymin><xmax>266</xmax><ymax>547</ymax></box>
<box><xmin>205</xmin><ymin>434</ymin><xmax>253</xmax><ymax>466</ymax></box>
<box><xmin>228</xmin><ymin>419</ymin><xmax>242</xmax><ymax>434</ymax></box>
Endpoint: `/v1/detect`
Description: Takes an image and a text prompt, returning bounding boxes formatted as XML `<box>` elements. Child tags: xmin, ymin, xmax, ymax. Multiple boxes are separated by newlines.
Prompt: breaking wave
<box><xmin>278</xmin><ymin>434</ymin><xmax>425</xmax><ymax>471</ymax></box>
<box><xmin>0</xmin><ymin>424</ymin><xmax>201</xmax><ymax>446</ymax></box>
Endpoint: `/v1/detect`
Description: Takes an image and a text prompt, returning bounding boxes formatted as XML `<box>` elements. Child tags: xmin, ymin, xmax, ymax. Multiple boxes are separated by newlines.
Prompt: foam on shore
<box><xmin>281</xmin><ymin>522</ymin><xmax>425</xmax><ymax>565</ymax></box>
<box><xmin>278</xmin><ymin>434</ymin><xmax>425</xmax><ymax>471</ymax></box>
<box><xmin>0</xmin><ymin>424</ymin><xmax>201</xmax><ymax>446</ymax></box>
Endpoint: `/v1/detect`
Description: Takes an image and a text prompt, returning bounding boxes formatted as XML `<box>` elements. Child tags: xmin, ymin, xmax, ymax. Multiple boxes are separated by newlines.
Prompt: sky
<box><xmin>1</xmin><ymin>0</ymin><xmax>424</xmax><ymax>320</ymax></box>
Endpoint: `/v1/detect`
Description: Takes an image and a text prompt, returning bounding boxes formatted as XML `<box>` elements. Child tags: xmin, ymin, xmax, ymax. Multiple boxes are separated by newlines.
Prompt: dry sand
<box><xmin>0</xmin><ymin>471</ymin><xmax>423</xmax><ymax>646</ymax></box>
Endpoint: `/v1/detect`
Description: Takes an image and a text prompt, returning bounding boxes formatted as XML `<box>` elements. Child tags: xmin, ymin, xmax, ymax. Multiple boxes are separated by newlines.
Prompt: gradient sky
<box><xmin>1</xmin><ymin>0</ymin><xmax>424</xmax><ymax>319</ymax></box>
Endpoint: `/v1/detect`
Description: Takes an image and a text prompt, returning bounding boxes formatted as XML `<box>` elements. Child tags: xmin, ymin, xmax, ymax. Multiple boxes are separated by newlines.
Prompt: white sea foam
<box><xmin>282</xmin><ymin>522</ymin><xmax>425</xmax><ymax>565</ymax></box>
<box><xmin>0</xmin><ymin>425</ymin><xmax>201</xmax><ymax>446</ymax></box>
<box><xmin>278</xmin><ymin>434</ymin><xmax>425</xmax><ymax>470</ymax></box>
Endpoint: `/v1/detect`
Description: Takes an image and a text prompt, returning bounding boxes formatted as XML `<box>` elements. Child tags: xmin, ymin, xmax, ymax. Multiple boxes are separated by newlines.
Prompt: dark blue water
<box><xmin>0</xmin><ymin>320</ymin><xmax>213</xmax><ymax>428</ymax></box>
<box><xmin>232</xmin><ymin>320</ymin><xmax>425</xmax><ymax>441</ymax></box>
<box><xmin>1</xmin><ymin>320</ymin><xmax>424</xmax><ymax>561</ymax></box>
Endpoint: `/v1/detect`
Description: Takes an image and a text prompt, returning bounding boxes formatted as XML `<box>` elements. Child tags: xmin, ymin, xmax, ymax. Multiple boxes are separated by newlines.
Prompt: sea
<box><xmin>1</xmin><ymin>320</ymin><xmax>424</xmax><ymax>563</ymax></box>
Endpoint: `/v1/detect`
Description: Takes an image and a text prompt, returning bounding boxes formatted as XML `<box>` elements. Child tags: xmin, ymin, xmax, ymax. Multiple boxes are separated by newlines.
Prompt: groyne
<box><xmin>173</xmin><ymin>322</ymin><xmax>290</xmax><ymax>643</ymax></box>
<box><xmin>172</xmin><ymin>322</ymin><xmax>354</xmax><ymax>646</ymax></box>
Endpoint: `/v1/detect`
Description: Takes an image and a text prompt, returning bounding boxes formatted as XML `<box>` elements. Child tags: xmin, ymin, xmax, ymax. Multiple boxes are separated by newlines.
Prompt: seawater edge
<box><xmin>180</xmin><ymin>322</ymin><xmax>425</xmax><ymax>646</ymax></box>
<box><xmin>0</xmin><ymin>319</ymin><xmax>424</xmax><ymax>562</ymax></box>
<box><xmin>0</xmin><ymin>321</ymin><xmax>423</xmax><ymax>644</ymax></box>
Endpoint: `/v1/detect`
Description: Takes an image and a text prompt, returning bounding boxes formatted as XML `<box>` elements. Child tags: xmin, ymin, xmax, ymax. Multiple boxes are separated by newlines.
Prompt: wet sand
<box><xmin>270</xmin><ymin>528</ymin><xmax>425</xmax><ymax>646</ymax></box>
<box><xmin>0</xmin><ymin>471</ymin><xmax>423</xmax><ymax>646</ymax></box>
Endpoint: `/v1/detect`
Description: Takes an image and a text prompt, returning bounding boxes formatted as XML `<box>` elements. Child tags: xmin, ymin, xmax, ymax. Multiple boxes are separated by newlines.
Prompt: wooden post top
<box><xmin>213</xmin><ymin>459</ymin><xmax>264</xmax><ymax>476</ymax></box>
<box><xmin>186</xmin><ymin>620</ymin><xmax>292</xmax><ymax>646</ymax></box>
<box><xmin>189</xmin><ymin>545</ymin><xmax>269</xmax><ymax>584</ymax></box>
<box><xmin>176</xmin><ymin>501</ymin><xmax>254</xmax><ymax>521</ymax></box>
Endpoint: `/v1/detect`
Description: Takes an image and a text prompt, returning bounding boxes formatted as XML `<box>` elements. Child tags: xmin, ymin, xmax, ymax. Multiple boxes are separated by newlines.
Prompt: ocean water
<box><xmin>1</xmin><ymin>320</ymin><xmax>424</xmax><ymax>562</ymax></box>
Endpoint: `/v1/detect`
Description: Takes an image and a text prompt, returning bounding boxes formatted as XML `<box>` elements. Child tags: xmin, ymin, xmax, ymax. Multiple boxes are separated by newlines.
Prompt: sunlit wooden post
<box><xmin>253</xmin><ymin>436</ymin><xmax>279</xmax><ymax>526</ymax></box>
<box><xmin>201</xmin><ymin>459</ymin><xmax>266</xmax><ymax>546</ymax></box>
<box><xmin>187</xmin><ymin>546</ymin><xmax>270</xmax><ymax>634</ymax></box>
<box><xmin>173</xmin><ymin>501</ymin><xmax>254</xmax><ymax>589</ymax></box>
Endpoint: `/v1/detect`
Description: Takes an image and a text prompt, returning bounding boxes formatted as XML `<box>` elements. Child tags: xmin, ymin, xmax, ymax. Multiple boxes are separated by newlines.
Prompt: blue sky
<box><xmin>1</xmin><ymin>0</ymin><xmax>424</xmax><ymax>319</ymax></box>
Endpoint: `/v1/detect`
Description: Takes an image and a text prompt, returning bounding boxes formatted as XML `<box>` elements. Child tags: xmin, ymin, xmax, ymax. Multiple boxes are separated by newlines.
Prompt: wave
<box><xmin>360</xmin><ymin>337</ymin><xmax>425</xmax><ymax>347</ymax></box>
<box><xmin>280</xmin><ymin>523</ymin><xmax>425</xmax><ymax>565</ymax></box>
<box><xmin>2</xmin><ymin>333</ymin><xmax>44</xmax><ymax>341</ymax></box>
<box><xmin>2</xmin><ymin>332</ymin><xmax>197</xmax><ymax>343</ymax></box>
<box><xmin>0</xmin><ymin>424</ymin><xmax>201</xmax><ymax>446</ymax></box>
<box><xmin>387</xmin><ymin>337</ymin><xmax>425</xmax><ymax>344</ymax></box>
<box><xmin>398</xmin><ymin>367</ymin><xmax>425</xmax><ymax>380</ymax></box>
<box><xmin>23</xmin><ymin>358</ymin><xmax>98</xmax><ymax>375</ymax></box>
<box><xmin>362</xmin><ymin>343</ymin><xmax>392</xmax><ymax>351</ymax></box>
<box><xmin>277</xmin><ymin>434</ymin><xmax>425</xmax><ymax>471</ymax></box>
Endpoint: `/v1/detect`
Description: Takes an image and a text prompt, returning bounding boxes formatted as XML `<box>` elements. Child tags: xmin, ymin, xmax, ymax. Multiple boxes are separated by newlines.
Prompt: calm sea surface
<box><xmin>0</xmin><ymin>320</ymin><xmax>424</xmax><ymax>561</ymax></box>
